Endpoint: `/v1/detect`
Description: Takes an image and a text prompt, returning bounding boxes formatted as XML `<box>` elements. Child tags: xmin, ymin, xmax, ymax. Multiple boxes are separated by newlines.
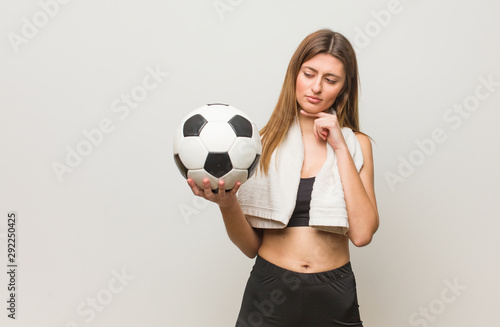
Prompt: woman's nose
<box><xmin>311</xmin><ymin>78</ymin><xmax>322</xmax><ymax>93</ymax></box>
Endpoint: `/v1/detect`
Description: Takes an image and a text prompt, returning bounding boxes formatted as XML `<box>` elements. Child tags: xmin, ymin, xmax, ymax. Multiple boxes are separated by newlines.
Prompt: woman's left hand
<box><xmin>300</xmin><ymin>109</ymin><xmax>347</xmax><ymax>150</ymax></box>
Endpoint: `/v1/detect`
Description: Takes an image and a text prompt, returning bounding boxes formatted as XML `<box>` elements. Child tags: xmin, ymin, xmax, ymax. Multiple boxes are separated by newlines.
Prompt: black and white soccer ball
<box><xmin>173</xmin><ymin>103</ymin><xmax>261</xmax><ymax>191</ymax></box>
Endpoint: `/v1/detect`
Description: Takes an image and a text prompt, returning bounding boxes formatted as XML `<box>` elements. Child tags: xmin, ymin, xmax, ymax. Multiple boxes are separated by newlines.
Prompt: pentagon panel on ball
<box><xmin>173</xmin><ymin>103</ymin><xmax>262</xmax><ymax>191</ymax></box>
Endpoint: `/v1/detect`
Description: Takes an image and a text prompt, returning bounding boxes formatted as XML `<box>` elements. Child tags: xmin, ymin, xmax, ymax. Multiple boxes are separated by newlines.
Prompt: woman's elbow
<box><xmin>242</xmin><ymin>246</ymin><xmax>259</xmax><ymax>258</ymax></box>
<box><xmin>350</xmin><ymin>223</ymin><xmax>378</xmax><ymax>247</ymax></box>
<box><xmin>240</xmin><ymin>239</ymin><xmax>262</xmax><ymax>258</ymax></box>
<box><xmin>245</xmin><ymin>250</ymin><xmax>258</xmax><ymax>259</ymax></box>
<box><xmin>351</xmin><ymin>235</ymin><xmax>373</xmax><ymax>247</ymax></box>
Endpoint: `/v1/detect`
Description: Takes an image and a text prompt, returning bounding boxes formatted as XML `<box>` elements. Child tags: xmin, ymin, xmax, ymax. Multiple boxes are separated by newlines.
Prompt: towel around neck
<box><xmin>237</xmin><ymin>115</ymin><xmax>364</xmax><ymax>235</ymax></box>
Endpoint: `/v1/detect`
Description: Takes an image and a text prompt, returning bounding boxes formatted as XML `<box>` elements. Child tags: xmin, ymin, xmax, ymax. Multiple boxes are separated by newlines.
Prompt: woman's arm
<box><xmin>219</xmin><ymin>203</ymin><xmax>263</xmax><ymax>258</ymax></box>
<box><xmin>298</xmin><ymin>109</ymin><xmax>379</xmax><ymax>246</ymax></box>
<box><xmin>336</xmin><ymin>132</ymin><xmax>379</xmax><ymax>247</ymax></box>
<box><xmin>187</xmin><ymin>178</ymin><xmax>263</xmax><ymax>258</ymax></box>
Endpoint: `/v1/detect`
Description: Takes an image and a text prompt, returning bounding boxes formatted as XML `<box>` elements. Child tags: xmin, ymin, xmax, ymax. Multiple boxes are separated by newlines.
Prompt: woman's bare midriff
<box><xmin>257</xmin><ymin>227</ymin><xmax>350</xmax><ymax>273</ymax></box>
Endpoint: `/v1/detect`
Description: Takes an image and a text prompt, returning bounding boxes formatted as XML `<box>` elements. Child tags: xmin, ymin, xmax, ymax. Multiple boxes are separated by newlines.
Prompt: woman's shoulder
<box><xmin>353</xmin><ymin>130</ymin><xmax>368</xmax><ymax>140</ymax></box>
<box><xmin>353</xmin><ymin>131</ymin><xmax>372</xmax><ymax>146</ymax></box>
<box><xmin>353</xmin><ymin>131</ymin><xmax>373</xmax><ymax>161</ymax></box>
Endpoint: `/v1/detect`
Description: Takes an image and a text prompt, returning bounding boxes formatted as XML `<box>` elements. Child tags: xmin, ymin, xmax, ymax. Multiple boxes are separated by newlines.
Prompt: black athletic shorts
<box><xmin>235</xmin><ymin>255</ymin><xmax>363</xmax><ymax>327</ymax></box>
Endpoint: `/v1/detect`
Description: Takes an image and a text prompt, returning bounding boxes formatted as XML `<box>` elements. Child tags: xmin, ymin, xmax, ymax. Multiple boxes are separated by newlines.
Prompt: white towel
<box><xmin>237</xmin><ymin>114</ymin><xmax>364</xmax><ymax>235</ymax></box>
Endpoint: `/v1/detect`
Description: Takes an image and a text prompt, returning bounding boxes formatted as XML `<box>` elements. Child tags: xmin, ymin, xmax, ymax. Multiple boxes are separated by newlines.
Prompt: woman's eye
<box><xmin>304</xmin><ymin>72</ymin><xmax>313</xmax><ymax>77</ymax></box>
<box><xmin>326</xmin><ymin>78</ymin><xmax>336</xmax><ymax>84</ymax></box>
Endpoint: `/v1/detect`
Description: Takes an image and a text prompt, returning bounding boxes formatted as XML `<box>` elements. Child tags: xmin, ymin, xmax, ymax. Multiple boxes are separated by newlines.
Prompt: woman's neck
<box><xmin>298</xmin><ymin>114</ymin><xmax>327</xmax><ymax>147</ymax></box>
<box><xmin>298</xmin><ymin>111</ymin><xmax>316</xmax><ymax>137</ymax></box>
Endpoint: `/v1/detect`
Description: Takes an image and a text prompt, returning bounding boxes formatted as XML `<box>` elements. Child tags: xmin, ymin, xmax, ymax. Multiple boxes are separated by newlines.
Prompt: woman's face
<box><xmin>296</xmin><ymin>53</ymin><xmax>346</xmax><ymax>114</ymax></box>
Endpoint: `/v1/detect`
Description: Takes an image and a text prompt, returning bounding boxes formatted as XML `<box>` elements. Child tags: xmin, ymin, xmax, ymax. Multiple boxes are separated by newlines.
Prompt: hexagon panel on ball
<box><xmin>177</xmin><ymin>137</ymin><xmax>209</xmax><ymax>170</ymax></box>
<box><xmin>199</xmin><ymin>122</ymin><xmax>237</xmax><ymax>152</ymax></box>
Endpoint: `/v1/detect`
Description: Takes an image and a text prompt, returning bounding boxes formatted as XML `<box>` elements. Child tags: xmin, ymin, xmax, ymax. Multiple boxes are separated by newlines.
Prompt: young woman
<box><xmin>187</xmin><ymin>29</ymin><xmax>379</xmax><ymax>327</ymax></box>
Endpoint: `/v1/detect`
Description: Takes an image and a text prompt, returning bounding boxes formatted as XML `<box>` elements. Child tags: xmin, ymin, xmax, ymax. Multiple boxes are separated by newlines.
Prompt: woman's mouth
<box><xmin>306</xmin><ymin>96</ymin><xmax>321</xmax><ymax>104</ymax></box>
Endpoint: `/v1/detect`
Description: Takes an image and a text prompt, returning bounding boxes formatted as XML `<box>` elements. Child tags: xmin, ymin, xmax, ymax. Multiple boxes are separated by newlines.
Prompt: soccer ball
<box><xmin>173</xmin><ymin>103</ymin><xmax>262</xmax><ymax>191</ymax></box>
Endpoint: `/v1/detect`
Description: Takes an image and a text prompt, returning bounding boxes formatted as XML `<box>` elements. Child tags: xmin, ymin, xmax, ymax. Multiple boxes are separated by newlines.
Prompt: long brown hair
<box><xmin>259</xmin><ymin>29</ymin><xmax>373</xmax><ymax>174</ymax></box>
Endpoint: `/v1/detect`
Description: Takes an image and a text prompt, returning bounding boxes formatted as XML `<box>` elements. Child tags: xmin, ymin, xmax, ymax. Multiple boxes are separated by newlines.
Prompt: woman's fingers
<box><xmin>218</xmin><ymin>180</ymin><xmax>226</xmax><ymax>199</ymax></box>
<box><xmin>231</xmin><ymin>181</ymin><xmax>241</xmax><ymax>194</ymax></box>
<box><xmin>202</xmin><ymin>178</ymin><xmax>214</xmax><ymax>199</ymax></box>
<box><xmin>186</xmin><ymin>178</ymin><xmax>197</xmax><ymax>193</ymax></box>
<box><xmin>314</xmin><ymin>119</ymin><xmax>325</xmax><ymax>140</ymax></box>
<box><xmin>314</xmin><ymin>116</ymin><xmax>337</xmax><ymax>141</ymax></box>
<box><xmin>187</xmin><ymin>179</ymin><xmax>205</xmax><ymax>198</ymax></box>
<box><xmin>188</xmin><ymin>178</ymin><xmax>241</xmax><ymax>206</ymax></box>
<box><xmin>300</xmin><ymin>110</ymin><xmax>337</xmax><ymax>140</ymax></box>
<box><xmin>313</xmin><ymin>119</ymin><xmax>319</xmax><ymax>139</ymax></box>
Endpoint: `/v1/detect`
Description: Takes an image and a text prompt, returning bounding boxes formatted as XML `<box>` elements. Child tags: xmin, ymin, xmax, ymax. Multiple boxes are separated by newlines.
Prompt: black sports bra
<box><xmin>286</xmin><ymin>176</ymin><xmax>315</xmax><ymax>227</ymax></box>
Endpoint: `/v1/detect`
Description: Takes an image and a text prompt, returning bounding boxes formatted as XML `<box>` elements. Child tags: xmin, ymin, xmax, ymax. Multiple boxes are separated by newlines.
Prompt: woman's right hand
<box><xmin>187</xmin><ymin>178</ymin><xmax>241</xmax><ymax>208</ymax></box>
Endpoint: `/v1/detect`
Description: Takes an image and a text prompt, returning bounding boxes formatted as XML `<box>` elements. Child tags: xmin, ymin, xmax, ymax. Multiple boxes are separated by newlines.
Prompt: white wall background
<box><xmin>1</xmin><ymin>0</ymin><xmax>499</xmax><ymax>326</ymax></box>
